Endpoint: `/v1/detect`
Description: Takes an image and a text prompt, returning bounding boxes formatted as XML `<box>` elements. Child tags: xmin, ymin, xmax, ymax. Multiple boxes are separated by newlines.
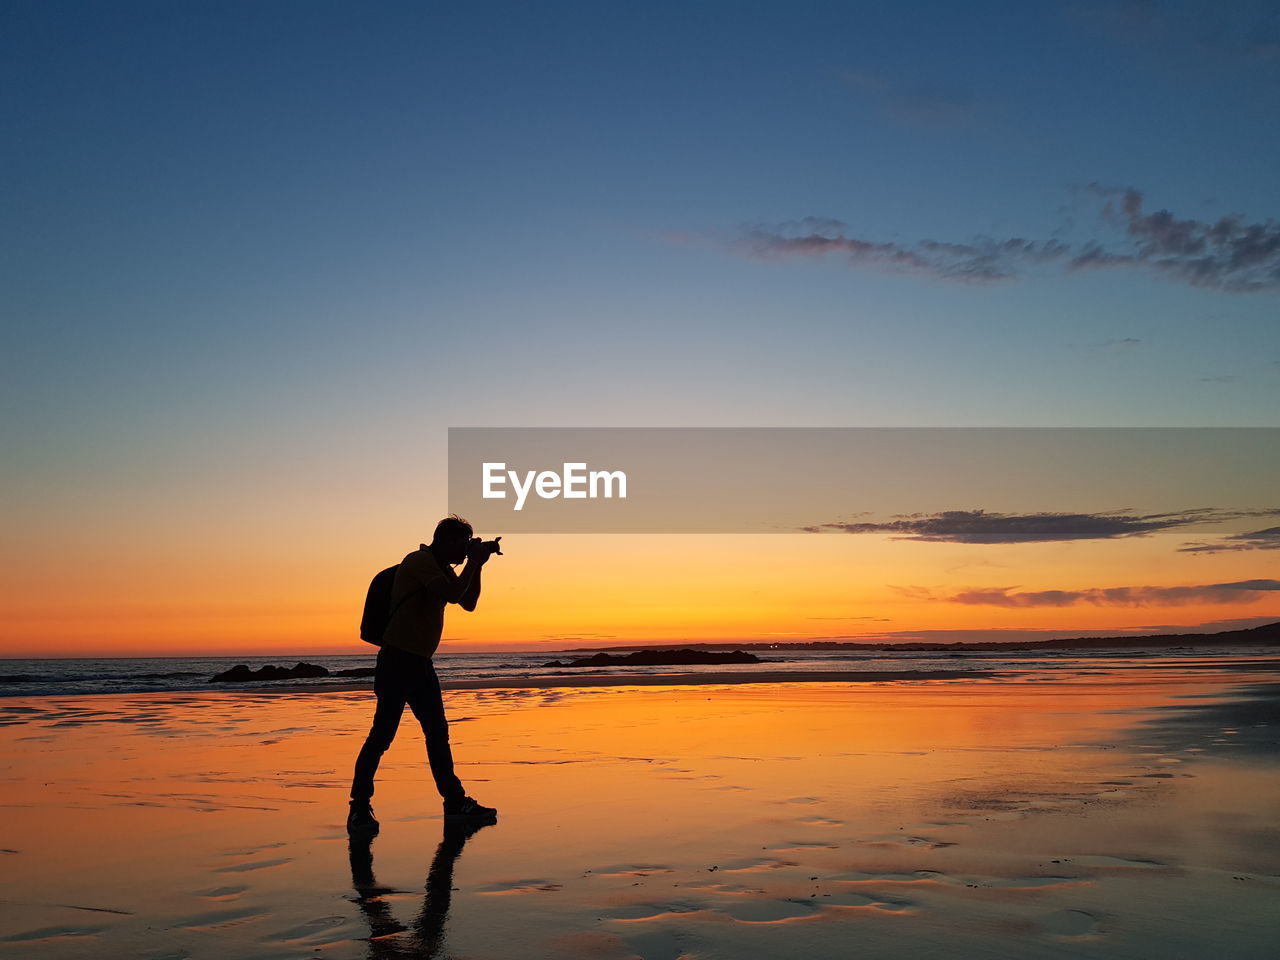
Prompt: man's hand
<box><xmin>466</xmin><ymin>537</ymin><xmax>502</xmax><ymax>566</ymax></box>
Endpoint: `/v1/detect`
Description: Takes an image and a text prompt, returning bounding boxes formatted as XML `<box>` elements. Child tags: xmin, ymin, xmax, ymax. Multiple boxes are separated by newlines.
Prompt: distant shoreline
<box><xmin>564</xmin><ymin>621</ymin><xmax>1280</xmax><ymax>654</ymax></box>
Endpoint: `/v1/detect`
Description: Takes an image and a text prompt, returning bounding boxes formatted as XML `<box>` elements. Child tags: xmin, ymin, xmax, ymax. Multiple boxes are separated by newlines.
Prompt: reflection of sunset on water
<box><xmin>1</xmin><ymin>665</ymin><xmax>1276</xmax><ymax>957</ymax></box>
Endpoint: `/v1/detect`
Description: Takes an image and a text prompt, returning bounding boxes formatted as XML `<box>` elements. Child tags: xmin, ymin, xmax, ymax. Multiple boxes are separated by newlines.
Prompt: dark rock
<box><xmin>541</xmin><ymin>648</ymin><xmax>761</xmax><ymax>668</ymax></box>
<box><xmin>210</xmin><ymin>662</ymin><xmax>331</xmax><ymax>683</ymax></box>
<box><xmin>333</xmin><ymin>667</ymin><xmax>377</xmax><ymax>678</ymax></box>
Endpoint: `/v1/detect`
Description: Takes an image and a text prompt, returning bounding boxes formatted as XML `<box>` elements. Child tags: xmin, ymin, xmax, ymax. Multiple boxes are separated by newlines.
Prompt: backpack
<box><xmin>360</xmin><ymin>565</ymin><xmax>400</xmax><ymax>645</ymax></box>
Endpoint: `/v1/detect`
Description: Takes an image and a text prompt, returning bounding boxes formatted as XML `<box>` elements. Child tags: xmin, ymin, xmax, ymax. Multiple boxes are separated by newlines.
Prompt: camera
<box><xmin>469</xmin><ymin>536</ymin><xmax>503</xmax><ymax>557</ymax></box>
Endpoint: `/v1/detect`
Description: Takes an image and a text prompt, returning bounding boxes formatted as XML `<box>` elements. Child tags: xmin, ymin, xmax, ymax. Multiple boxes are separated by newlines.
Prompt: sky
<box><xmin>3</xmin><ymin>1</ymin><xmax>1278</xmax><ymax>656</ymax></box>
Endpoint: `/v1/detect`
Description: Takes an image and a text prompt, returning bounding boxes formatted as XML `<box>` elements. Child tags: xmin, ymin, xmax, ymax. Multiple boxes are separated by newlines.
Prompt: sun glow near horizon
<box><xmin>3</xmin><ymin>533</ymin><xmax>1276</xmax><ymax>658</ymax></box>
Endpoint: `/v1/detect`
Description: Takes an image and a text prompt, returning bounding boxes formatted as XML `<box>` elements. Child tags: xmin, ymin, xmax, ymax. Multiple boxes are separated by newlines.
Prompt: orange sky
<box><xmin>3</xmin><ymin>531</ymin><xmax>1276</xmax><ymax>658</ymax></box>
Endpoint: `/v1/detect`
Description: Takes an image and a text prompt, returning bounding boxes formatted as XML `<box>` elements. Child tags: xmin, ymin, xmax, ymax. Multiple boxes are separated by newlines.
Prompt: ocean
<box><xmin>0</xmin><ymin>645</ymin><xmax>1270</xmax><ymax>698</ymax></box>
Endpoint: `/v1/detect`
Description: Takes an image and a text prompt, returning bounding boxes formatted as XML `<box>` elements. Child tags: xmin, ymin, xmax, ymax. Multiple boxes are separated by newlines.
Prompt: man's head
<box><xmin>430</xmin><ymin>514</ymin><xmax>474</xmax><ymax>565</ymax></box>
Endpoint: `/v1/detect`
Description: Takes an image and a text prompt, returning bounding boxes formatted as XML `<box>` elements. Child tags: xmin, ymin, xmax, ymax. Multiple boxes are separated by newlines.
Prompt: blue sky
<box><xmin>4</xmin><ymin>1</ymin><xmax>1278</xmax><ymax>571</ymax></box>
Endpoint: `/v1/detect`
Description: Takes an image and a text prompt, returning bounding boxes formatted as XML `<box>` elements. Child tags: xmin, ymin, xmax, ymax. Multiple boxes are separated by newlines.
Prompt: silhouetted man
<box><xmin>348</xmin><ymin>516</ymin><xmax>499</xmax><ymax>833</ymax></box>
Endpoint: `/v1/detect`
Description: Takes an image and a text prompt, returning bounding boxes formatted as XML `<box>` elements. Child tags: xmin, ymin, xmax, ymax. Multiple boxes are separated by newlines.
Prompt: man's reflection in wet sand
<box><xmin>349</xmin><ymin>821</ymin><xmax>493</xmax><ymax>958</ymax></box>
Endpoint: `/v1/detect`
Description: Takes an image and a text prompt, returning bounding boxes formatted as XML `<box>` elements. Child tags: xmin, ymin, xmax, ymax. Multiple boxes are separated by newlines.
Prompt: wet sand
<box><xmin>0</xmin><ymin>662</ymin><xmax>1276</xmax><ymax>959</ymax></box>
<box><xmin>274</xmin><ymin>668</ymin><xmax>1002</xmax><ymax>695</ymax></box>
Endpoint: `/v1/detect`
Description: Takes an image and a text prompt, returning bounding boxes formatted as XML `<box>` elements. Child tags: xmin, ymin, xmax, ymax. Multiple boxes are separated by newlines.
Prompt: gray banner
<box><xmin>447</xmin><ymin>427</ymin><xmax>1279</xmax><ymax>538</ymax></box>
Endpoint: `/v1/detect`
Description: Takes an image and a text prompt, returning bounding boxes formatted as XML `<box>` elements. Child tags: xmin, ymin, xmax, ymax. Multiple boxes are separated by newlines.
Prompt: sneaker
<box><xmin>347</xmin><ymin>801</ymin><xmax>380</xmax><ymax>835</ymax></box>
<box><xmin>443</xmin><ymin>796</ymin><xmax>498</xmax><ymax>823</ymax></box>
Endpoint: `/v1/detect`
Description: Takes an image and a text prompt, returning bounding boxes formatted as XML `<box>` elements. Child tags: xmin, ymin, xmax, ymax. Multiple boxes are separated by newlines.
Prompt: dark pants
<box><xmin>350</xmin><ymin>645</ymin><xmax>465</xmax><ymax>803</ymax></box>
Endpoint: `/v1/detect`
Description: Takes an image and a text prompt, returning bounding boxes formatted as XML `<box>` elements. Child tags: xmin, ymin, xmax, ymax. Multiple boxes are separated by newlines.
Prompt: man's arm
<box><xmin>457</xmin><ymin>562</ymin><xmax>482</xmax><ymax>612</ymax></box>
<box><xmin>427</xmin><ymin>551</ymin><xmax>487</xmax><ymax>610</ymax></box>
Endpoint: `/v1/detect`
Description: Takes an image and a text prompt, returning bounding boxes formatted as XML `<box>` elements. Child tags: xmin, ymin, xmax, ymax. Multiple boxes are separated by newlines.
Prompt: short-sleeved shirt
<box><xmin>380</xmin><ymin>545</ymin><xmax>458</xmax><ymax>659</ymax></box>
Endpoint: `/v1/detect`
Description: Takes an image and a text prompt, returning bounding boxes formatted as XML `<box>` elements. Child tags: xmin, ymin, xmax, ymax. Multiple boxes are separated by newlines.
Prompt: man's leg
<box><xmin>404</xmin><ymin>658</ymin><xmax>466</xmax><ymax>802</ymax></box>
<box><xmin>350</xmin><ymin>649</ymin><xmax>408</xmax><ymax>803</ymax></box>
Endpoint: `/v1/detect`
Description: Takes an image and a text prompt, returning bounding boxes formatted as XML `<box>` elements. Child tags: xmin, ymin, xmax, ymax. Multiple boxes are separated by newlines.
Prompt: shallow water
<box><xmin>0</xmin><ymin>667</ymin><xmax>1276</xmax><ymax>959</ymax></box>
<box><xmin>2</xmin><ymin>645</ymin><xmax>1276</xmax><ymax>697</ymax></box>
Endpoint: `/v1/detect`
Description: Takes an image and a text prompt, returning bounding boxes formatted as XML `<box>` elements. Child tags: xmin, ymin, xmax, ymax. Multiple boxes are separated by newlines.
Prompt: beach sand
<box><xmin>0</xmin><ymin>662</ymin><xmax>1276</xmax><ymax>959</ymax></box>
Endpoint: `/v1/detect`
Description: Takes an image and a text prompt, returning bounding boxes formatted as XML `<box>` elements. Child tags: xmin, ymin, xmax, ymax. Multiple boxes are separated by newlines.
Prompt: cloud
<box><xmin>732</xmin><ymin>187</ymin><xmax>1280</xmax><ymax>292</ymax></box>
<box><xmin>1078</xmin><ymin>336</ymin><xmax>1144</xmax><ymax>360</ymax></box>
<box><xmin>1074</xmin><ymin>184</ymin><xmax>1280</xmax><ymax>291</ymax></box>
<box><xmin>884</xmin><ymin>89</ymin><xmax>980</xmax><ymax>131</ymax></box>
<box><xmin>889</xmin><ymin>585</ymin><xmax>938</xmax><ymax>602</ymax></box>
<box><xmin>946</xmin><ymin>579</ymin><xmax>1280</xmax><ymax>607</ymax></box>
<box><xmin>737</xmin><ymin>220</ymin><xmax>1068</xmax><ymax>283</ymax></box>
<box><xmin>836</xmin><ymin>69</ymin><xmax>983</xmax><ymax>131</ymax></box>
<box><xmin>1066</xmin><ymin>0</ymin><xmax>1280</xmax><ymax>80</ymax></box>
<box><xmin>1179</xmin><ymin>525</ymin><xmax>1280</xmax><ymax>553</ymax></box>
<box><xmin>800</xmin><ymin>507</ymin><xmax>1275</xmax><ymax>544</ymax></box>
<box><xmin>806</xmin><ymin>615</ymin><xmax>894</xmax><ymax>622</ymax></box>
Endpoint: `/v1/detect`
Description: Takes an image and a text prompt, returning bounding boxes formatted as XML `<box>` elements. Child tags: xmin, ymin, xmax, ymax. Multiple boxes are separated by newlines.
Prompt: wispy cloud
<box><xmin>889</xmin><ymin>585</ymin><xmax>939</xmax><ymax>602</ymax></box>
<box><xmin>736</xmin><ymin>219</ymin><xmax>1068</xmax><ymax>283</ymax></box>
<box><xmin>732</xmin><ymin>187</ymin><xmax>1280</xmax><ymax>292</ymax></box>
<box><xmin>836</xmin><ymin>69</ymin><xmax>984</xmax><ymax>131</ymax></box>
<box><xmin>1067</xmin><ymin>0</ymin><xmax>1280</xmax><ymax>79</ymax></box>
<box><xmin>1179</xmin><ymin>525</ymin><xmax>1280</xmax><ymax>553</ymax></box>
<box><xmin>946</xmin><ymin>579</ymin><xmax>1280</xmax><ymax>608</ymax></box>
<box><xmin>806</xmin><ymin>615</ymin><xmax>894</xmax><ymax>622</ymax></box>
<box><xmin>801</xmin><ymin>507</ymin><xmax>1279</xmax><ymax>544</ymax></box>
